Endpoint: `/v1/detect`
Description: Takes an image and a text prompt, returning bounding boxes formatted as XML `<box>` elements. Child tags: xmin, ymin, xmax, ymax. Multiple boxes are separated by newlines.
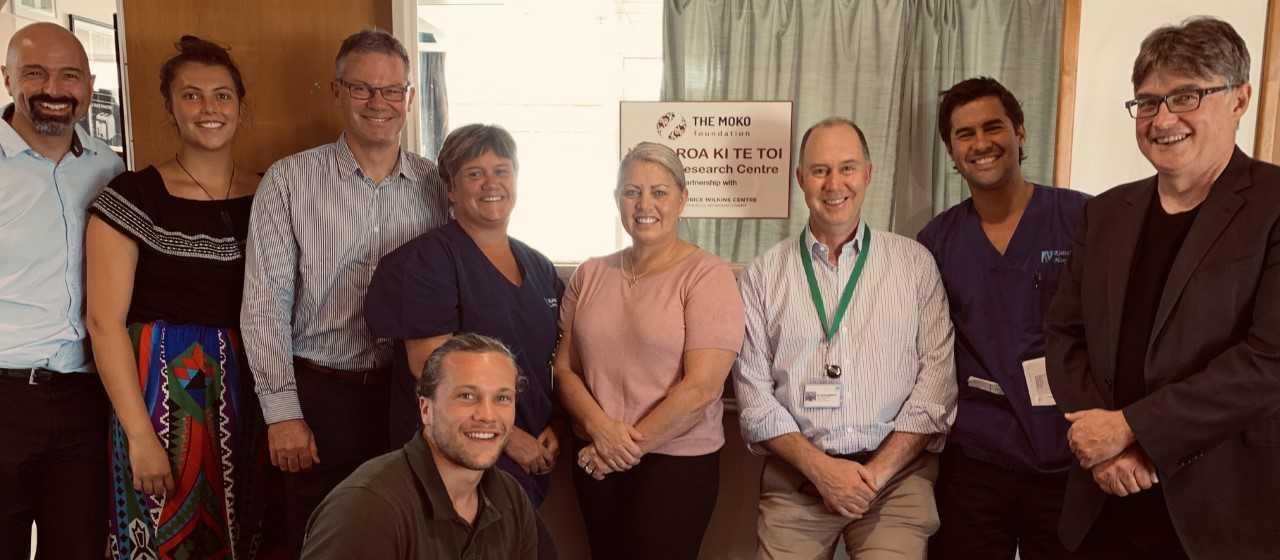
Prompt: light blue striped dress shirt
<box><xmin>0</xmin><ymin>106</ymin><xmax>124</xmax><ymax>373</ymax></box>
<box><xmin>733</xmin><ymin>223</ymin><xmax>957</xmax><ymax>455</ymax></box>
<box><xmin>241</xmin><ymin>134</ymin><xmax>448</xmax><ymax>424</ymax></box>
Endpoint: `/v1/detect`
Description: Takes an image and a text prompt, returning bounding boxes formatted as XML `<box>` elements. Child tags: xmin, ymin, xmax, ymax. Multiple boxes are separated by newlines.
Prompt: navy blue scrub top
<box><xmin>918</xmin><ymin>185</ymin><xmax>1088</xmax><ymax>474</ymax></box>
<box><xmin>365</xmin><ymin>220</ymin><xmax>564</xmax><ymax>505</ymax></box>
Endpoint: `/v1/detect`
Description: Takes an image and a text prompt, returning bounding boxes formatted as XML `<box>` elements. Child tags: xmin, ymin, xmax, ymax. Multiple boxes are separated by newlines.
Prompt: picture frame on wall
<box><xmin>69</xmin><ymin>14</ymin><xmax>127</xmax><ymax>159</ymax></box>
<box><xmin>13</xmin><ymin>0</ymin><xmax>57</xmax><ymax>21</ymax></box>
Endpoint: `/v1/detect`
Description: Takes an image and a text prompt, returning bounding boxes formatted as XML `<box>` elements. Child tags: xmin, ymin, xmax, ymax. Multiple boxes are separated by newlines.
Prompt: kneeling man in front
<box><xmin>302</xmin><ymin>333</ymin><xmax>537</xmax><ymax>559</ymax></box>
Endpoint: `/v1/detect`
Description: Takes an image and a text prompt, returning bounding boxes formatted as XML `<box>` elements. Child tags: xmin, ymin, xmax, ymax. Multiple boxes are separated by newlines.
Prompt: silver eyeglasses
<box><xmin>335</xmin><ymin>78</ymin><xmax>410</xmax><ymax>102</ymax></box>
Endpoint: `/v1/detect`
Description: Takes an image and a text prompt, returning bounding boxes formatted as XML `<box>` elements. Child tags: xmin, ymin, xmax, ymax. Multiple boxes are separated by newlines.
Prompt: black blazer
<box><xmin>1046</xmin><ymin>147</ymin><xmax>1280</xmax><ymax>559</ymax></box>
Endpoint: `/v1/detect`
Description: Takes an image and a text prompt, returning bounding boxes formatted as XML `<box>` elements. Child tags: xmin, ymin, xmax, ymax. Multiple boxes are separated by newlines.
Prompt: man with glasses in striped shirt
<box><xmin>734</xmin><ymin>117</ymin><xmax>957</xmax><ymax>559</ymax></box>
<box><xmin>241</xmin><ymin>28</ymin><xmax>448</xmax><ymax>556</ymax></box>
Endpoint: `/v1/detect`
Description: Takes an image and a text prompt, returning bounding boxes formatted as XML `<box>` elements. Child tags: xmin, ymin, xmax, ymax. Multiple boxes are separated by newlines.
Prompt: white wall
<box><xmin>1069</xmin><ymin>0</ymin><xmax>1269</xmax><ymax>195</ymax></box>
<box><xmin>417</xmin><ymin>0</ymin><xmax>663</xmax><ymax>262</ymax></box>
<box><xmin>0</xmin><ymin>0</ymin><xmax>117</xmax><ymax>106</ymax></box>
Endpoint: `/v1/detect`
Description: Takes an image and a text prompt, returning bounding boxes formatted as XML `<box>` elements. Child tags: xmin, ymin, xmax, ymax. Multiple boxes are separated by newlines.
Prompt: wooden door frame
<box><xmin>1052</xmin><ymin>0</ymin><xmax>1083</xmax><ymax>186</ymax></box>
<box><xmin>1255</xmin><ymin>0</ymin><xmax>1280</xmax><ymax>162</ymax></box>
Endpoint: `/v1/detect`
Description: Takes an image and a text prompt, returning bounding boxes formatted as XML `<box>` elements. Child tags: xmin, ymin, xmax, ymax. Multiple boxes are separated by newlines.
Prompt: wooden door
<box><xmin>122</xmin><ymin>0</ymin><xmax>392</xmax><ymax>173</ymax></box>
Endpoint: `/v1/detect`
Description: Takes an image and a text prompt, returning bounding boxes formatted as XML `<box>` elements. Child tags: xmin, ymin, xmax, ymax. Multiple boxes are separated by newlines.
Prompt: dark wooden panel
<box><xmin>122</xmin><ymin>0</ymin><xmax>392</xmax><ymax>173</ymax></box>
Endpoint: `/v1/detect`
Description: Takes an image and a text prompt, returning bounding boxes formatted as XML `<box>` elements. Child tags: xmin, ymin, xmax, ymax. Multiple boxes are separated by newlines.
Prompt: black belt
<box><xmin>798</xmin><ymin>450</ymin><xmax>876</xmax><ymax>497</ymax></box>
<box><xmin>0</xmin><ymin>367</ymin><xmax>93</xmax><ymax>385</ymax></box>
<box><xmin>294</xmin><ymin>358</ymin><xmax>388</xmax><ymax>386</ymax></box>
<box><xmin>832</xmin><ymin>451</ymin><xmax>875</xmax><ymax>464</ymax></box>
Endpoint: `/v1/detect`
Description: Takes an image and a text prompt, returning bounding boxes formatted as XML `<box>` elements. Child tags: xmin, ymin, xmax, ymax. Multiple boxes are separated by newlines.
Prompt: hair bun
<box><xmin>175</xmin><ymin>35</ymin><xmax>229</xmax><ymax>58</ymax></box>
<box><xmin>159</xmin><ymin>34</ymin><xmax>246</xmax><ymax>104</ymax></box>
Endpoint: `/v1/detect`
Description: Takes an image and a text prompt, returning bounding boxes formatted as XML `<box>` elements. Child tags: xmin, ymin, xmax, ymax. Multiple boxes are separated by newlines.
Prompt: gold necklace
<box><xmin>623</xmin><ymin>244</ymin><xmax>684</xmax><ymax>288</ymax></box>
<box><xmin>623</xmin><ymin>249</ymin><xmax>643</xmax><ymax>288</ymax></box>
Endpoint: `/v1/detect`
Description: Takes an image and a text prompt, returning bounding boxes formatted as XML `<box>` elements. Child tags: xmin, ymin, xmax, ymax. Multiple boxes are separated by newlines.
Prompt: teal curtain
<box><xmin>665</xmin><ymin>0</ymin><xmax>1063</xmax><ymax>263</ymax></box>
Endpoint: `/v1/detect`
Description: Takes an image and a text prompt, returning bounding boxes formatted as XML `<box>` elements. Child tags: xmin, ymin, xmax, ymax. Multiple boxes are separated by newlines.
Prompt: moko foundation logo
<box><xmin>656</xmin><ymin>112</ymin><xmax>687</xmax><ymax>140</ymax></box>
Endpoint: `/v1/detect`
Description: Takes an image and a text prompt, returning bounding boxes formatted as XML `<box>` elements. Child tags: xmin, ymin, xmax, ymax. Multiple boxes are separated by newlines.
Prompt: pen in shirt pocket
<box><xmin>1034</xmin><ymin>271</ymin><xmax>1041</xmax><ymax>289</ymax></box>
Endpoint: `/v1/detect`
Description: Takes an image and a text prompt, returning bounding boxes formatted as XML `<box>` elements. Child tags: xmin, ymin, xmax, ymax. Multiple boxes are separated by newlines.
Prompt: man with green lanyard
<box><xmin>733</xmin><ymin>116</ymin><xmax>958</xmax><ymax>559</ymax></box>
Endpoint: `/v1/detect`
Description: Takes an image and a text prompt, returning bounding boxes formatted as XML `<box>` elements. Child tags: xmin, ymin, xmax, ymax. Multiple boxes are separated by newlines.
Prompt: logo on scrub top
<box><xmin>1040</xmin><ymin>249</ymin><xmax>1070</xmax><ymax>264</ymax></box>
<box><xmin>545</xmin><ymin>298</ymin><xmax>558</xmax><ymax>309</ymax></box>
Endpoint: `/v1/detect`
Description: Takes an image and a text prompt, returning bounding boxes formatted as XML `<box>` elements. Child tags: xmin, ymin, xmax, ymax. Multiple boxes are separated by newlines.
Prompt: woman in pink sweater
<box><xmin>553</xmin><ymin>142</ymin><xmax>745</xmax><ymax>560</ymax></box>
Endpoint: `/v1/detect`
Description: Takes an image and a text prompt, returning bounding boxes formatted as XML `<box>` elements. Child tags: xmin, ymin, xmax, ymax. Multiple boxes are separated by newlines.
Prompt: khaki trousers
<box><xmin>756</xmin><ymin>452</ymin><xmax>940</xmax><ymax>560</ymax></box>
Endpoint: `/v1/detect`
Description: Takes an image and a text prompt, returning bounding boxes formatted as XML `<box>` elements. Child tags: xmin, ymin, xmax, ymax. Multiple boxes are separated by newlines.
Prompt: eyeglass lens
<box><xmin>343</xmin><ymin>81</ymin><xmax>406</xmax><ymax>101</ymax></box>
<box><xmin>1128</xmin><ymin>85</ymin><xmax>1230</xmax><ymax>118</ymax></box>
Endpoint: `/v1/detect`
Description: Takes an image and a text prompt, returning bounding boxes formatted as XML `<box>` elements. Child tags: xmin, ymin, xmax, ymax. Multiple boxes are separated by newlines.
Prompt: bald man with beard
<box><xmin>0</xmin><ymin>22</ymin><xmax>124</xmax><ymax>559</ymax></box>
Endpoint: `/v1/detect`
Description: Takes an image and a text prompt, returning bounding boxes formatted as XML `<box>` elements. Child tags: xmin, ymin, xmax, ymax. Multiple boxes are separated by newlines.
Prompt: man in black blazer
<box><xmin>1046</xmin><ymin>16</ymin><xmax>1280</xmax><ymax>559</ymax></box>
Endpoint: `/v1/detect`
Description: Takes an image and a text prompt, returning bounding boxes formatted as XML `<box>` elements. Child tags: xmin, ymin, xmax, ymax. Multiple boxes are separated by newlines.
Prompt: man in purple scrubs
<box><xmin>917</xmin><ymin>77</ymin><xmax>1088</xmax><ymax>559</ymax></box>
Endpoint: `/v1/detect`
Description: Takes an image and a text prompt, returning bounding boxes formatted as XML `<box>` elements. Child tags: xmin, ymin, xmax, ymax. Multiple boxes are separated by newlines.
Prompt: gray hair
<box><xmin>799</xmin><ymin>116</ymin><xmax>871</xmax><ymax>163</ymax></box>
<box><xmin>335</xmin><ymin>28</ymin><xmax>411</xmax><ymax>80</ymax></box>
<box><xmin>438</xmin><ymin>124</ymin><xmax>518</xmax><ymax>192</ymax></box>
<box><xmin>416</xmin><ymin>333</ymin><xmax>524</xmax><ymax>399</ymax></box>
<box><xmin>617</xmin><ymin>141</ymin><xmax>686</xmax><ymax>194</ymax></box>
<box><xmin>1132</xmin><ymin>16</ymin><xmax>1249</xmax><ymax>88</ymax></box>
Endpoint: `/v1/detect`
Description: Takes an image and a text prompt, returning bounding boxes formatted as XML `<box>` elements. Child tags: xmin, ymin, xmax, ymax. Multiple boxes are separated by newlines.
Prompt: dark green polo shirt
<box><xmin>301</xmin><ymin>435</ymin><xmax>538</xmax><ymax>559</ymax></box>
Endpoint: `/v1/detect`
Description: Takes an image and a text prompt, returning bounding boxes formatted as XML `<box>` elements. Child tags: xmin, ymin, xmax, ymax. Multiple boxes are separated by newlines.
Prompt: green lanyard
<box><xmin>799</xmin><ymin>224</ymin><xmax>871</xmax><ymax>342</ymax></box>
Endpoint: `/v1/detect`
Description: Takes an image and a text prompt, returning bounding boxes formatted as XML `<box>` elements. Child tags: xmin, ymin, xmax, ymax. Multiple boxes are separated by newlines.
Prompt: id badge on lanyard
<box><xmin>798</xmin><ymin>226</ymin><xmax>870</xmax><ymax>409</ymax></box>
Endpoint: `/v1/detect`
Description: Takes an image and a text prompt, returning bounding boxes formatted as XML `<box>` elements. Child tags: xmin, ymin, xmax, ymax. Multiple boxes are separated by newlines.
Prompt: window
<box><xmin>417</xmin><ymin>0</ymin><xmax>663</xmax><ymax>262</ymax></box>
<box><xmin>13</xmin><ymin>0</ymin><xmax>58</xmax><ymax>21</ymax></box>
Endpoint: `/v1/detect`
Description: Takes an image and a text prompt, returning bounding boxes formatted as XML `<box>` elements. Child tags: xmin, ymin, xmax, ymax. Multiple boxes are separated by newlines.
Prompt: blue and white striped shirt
<box><xmin>242</xmin><ymin>135</ymin><xmax>448</xmax><ymax>424</ymax></box>
<box><xmin>733</xmin><ymin>223</ymin><xmax>957</xmax><ymax>455</ymax></box>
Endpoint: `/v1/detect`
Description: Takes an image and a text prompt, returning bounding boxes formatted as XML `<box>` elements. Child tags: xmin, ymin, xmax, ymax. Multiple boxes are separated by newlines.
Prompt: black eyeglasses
<box><xmin>335</xmin><ymin>78</ymin><xmax>410</xmax><ymax>102</ymax></box>
<box><xmin>1124</xmin><ymin>84</ymin><xmax>1235</xmax><ymax>119</ymax></box>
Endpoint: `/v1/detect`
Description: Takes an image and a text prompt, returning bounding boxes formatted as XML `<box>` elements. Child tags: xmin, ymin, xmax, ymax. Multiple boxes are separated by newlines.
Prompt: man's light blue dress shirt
<box><xmin>0</xmin><ymin>104</ymin><xmax>124</xmax><ymax>373</ymax></box>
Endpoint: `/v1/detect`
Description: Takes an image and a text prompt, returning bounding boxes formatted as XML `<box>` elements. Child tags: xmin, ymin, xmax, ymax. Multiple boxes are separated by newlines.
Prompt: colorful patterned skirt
<box><xmin>108</xmin><ymin>321</ymin><xmax>268</xmax><ymax>560</ymax></box>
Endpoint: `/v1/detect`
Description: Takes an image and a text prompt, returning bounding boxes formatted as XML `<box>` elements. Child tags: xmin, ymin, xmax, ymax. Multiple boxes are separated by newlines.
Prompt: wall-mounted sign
<box><xmin>620</xmin><ymin>101</ymin><xmax>792</xmax><ymax>219</ymax></box>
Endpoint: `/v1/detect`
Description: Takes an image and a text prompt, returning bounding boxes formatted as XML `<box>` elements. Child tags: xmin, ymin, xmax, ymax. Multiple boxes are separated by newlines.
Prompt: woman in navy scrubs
<box><xmin>364</xmin><ymin>124</ymin><xmax>563</xmax><ymax>507</ymax></box>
